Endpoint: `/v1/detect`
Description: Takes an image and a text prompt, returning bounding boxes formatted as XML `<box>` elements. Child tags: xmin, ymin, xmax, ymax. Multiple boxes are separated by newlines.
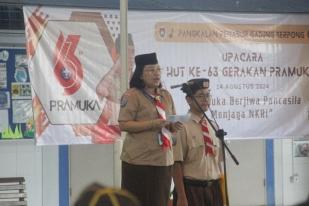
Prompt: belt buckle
<box><xmin>206</xmin><ymin>180</ymin><xmax>213</xmax><ymax>187</ymax></box>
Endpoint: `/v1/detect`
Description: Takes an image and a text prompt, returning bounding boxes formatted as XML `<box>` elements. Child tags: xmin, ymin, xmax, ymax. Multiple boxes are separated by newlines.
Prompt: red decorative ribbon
<box><xmin>201</xmin><ymin>119</ymin><xmax>215</xmax><ymax>156</ymax></box>
<box><xmin>154</xmin><ymin>95</ymin><xmax>171</xmax><ymax>149</ymax></box>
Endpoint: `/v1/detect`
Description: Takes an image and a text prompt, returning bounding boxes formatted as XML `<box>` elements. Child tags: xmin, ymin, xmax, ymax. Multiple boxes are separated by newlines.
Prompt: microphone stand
<box><xmin>182</xmin><ymin>84</ymin><xmax>239</xmax><ymax>206</ymax></box>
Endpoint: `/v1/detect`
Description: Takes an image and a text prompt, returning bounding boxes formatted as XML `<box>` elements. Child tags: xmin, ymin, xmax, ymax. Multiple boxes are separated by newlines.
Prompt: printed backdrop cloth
<box><xmin>128</xmin><ymin>11</ymin><xmax>309</xmax><ymax>139</ymax></box>
<box><xmin>24</xmin><ymin>6</ymin><xmax>309</xmax><ymax>144</ymax></box>
<box><xmin>23</xmin><ymin>6</ymin><xmax>122</xmax><ymax>145</ymax></box>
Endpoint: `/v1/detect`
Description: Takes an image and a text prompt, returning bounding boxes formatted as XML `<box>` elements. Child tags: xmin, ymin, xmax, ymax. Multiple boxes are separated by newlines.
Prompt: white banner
<box><xmin>24</xmin><ymin>6</ymin><xmax>122</xmax><ymax>145</ymax></box>
<box><xmin>23</xmin><ymin>6</ymin><xmax>309</xmax><ymax>142</ymax></box>
<box><xmin>128</xmin><ymin>11</ymin><xmax>309</xmax><ymax>139</ymax></box>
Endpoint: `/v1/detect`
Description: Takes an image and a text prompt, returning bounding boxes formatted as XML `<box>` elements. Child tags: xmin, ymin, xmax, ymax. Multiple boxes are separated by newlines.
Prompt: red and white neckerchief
<box><xmin>200</xmin><ymin>118</ymin><xmax>215</xmax><ymax>156</ymax></box>
<box><xmin>153</xmin><ymin>95</ymin><xmax>172</xmax><ymax>149</ymax></box>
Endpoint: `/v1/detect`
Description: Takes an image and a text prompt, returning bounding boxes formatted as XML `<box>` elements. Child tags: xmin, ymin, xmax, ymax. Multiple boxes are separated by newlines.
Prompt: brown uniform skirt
<box><xmin>173</xmin><ymin>178</ymin><xmax>223</xmax><ymax>206</ymax></box>
<box><xmin>122</xmin><ymin>161</ymin><xmax>172</xmax><ymax>206</ymax></box>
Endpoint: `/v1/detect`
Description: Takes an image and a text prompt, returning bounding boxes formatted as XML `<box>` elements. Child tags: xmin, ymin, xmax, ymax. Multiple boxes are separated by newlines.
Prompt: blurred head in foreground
<box><xmin>74</xmin><ymin>183</ymin><xmax>140</xmax><ymax>206</ymax></box>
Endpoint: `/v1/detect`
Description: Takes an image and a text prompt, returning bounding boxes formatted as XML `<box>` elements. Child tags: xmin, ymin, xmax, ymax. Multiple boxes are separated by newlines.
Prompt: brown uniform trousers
<box><xmin>122</xmin><ymin>161</ymin><xmax>172</xmax><ymax>206</ymax></box>
<box><xmin>173</xmin><ymin>178</ymin><xmax>223</xmax><ymax>206</ymax></box>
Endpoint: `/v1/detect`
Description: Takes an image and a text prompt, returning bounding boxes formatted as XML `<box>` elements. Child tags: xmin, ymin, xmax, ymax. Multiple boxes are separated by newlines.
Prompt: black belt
<box><xmin>183</xmin><ymin>178</ymin><xmax>219</xmax><ymax>187</ymax></box>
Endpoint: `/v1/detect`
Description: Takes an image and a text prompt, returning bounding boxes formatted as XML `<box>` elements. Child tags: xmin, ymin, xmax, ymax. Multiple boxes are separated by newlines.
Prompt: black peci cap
<box><xmin>181</xmin><ymin>78</ymin><xmax>209</xmax><ymax>96</ymax></box>
<box><xmin>134</xmin><ymin>52</ymin><xmax>158</xmax><ymax>68</ymax></box>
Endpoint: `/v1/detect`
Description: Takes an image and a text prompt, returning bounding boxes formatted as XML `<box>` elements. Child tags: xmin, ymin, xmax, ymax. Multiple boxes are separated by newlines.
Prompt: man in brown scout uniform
<box><xmin>173</xmin><ymin>78</ymin><xmax>223</xmax><ymax>206</ymax></box>
<box><xmin>118</xmin><ymin>52</ymin><xmax>182</xmax><ymax>206</ymax></box>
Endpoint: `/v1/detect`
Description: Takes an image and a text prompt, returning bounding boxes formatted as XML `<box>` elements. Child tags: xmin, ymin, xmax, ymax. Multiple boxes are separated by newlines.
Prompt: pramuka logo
<box><xmin>53</xmin><ymin>32</ymin><xmax>83</xmax><ymax>95</ymax></box>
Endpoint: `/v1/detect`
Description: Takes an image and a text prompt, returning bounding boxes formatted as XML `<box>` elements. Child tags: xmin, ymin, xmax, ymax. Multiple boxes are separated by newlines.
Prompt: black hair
<box><xmin>129</xmin><ymin>65</ymin><xmax>145</xmax><ymax>89</ymax></box>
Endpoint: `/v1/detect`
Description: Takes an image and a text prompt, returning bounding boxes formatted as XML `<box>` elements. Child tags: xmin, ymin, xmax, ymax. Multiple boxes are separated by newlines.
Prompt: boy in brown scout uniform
<box><xmin>173</xmin><ymin>78</ymin><xmax>223</xmax><ymax>206</ymax></box>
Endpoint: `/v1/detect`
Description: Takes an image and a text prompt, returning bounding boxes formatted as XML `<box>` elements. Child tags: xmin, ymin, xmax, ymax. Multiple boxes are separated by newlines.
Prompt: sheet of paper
<box><xmin>167</xmin><ymin>114</ymin><xmax>190</xmax><ymax>123</ymax></box>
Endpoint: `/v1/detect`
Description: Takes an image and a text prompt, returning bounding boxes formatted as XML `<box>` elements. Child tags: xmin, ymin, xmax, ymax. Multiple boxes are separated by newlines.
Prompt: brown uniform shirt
<box><xmin>118</xmin><ymin>88</ymin><xmax>176</xmax><ymax>166</ymax></box>
<box><xmin>173</xmin><ymin>112</ymin><xmax>222</xmax><ymax>180</ymax></box>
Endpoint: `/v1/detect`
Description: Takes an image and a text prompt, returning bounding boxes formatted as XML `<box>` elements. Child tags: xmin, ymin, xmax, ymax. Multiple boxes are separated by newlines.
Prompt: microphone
<box><xmin>170</xmin><ymin>81</ymin><xmax>193</xmax><ymax>89</ymax></box>
<box><xmin>170</xmin><ymin>83</ymin><xmax>185</xmax><ymax>89</ymax></box>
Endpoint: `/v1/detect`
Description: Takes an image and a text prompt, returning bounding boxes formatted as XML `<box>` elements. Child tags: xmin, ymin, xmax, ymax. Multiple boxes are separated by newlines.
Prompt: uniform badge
<box><xmin>120</xmin><ymin>95</ymin><xmax>128</xmax><ymax>107</ymax></box>
<box><xmin>203</xmin><ymin>81</ymin><xmax>209</xmax><ymax>88</ymax></box>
